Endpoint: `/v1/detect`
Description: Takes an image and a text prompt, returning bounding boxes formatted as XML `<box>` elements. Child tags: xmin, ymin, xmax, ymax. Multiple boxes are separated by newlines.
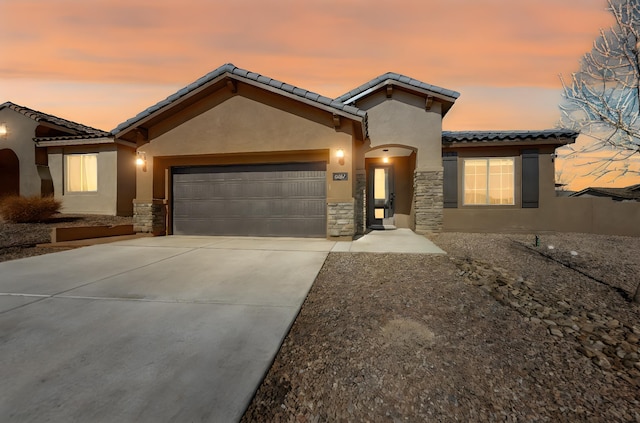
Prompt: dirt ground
<box><xmin>242</xmin><ymin>232</ymin><xmax>640</xmax><ymax>422</ymax></box>
<box><xmin>0</xmin><ymin>214</ymin><xmax>132</xmax><ymax>263</ymax></box>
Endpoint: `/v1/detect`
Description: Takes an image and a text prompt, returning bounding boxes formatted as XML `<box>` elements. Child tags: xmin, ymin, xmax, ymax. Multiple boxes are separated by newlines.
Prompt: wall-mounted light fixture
<box><xmin>136</xmin><ymin>152</ymin><xmax>147</xmax><ymax>172</ymax></box>
<box><xmin>336</xmin><ymin>148</ymin><xmax>345</xmax><ymax>165</ymax></box>
<box><xmin>382</xmin><ymin>148</ymin><xmax>389</xmax><ymax>163</ymax></box>
<box><xmin>0</xmin><ymin>123</ymin><xmax>7</xmax><ymax>139</ymax></box>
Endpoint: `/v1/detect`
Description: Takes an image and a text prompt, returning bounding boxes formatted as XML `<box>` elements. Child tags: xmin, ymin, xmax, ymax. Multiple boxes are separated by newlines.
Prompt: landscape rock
<box><xmin>237</xmin><ymin>232</ymin><xmax>640</xmax><ymax>422</ymax></box>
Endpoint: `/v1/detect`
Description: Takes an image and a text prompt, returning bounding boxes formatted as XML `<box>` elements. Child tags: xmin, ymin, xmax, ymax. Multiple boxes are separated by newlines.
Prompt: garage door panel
<box><xmin>173</xmin><ymin>163</ymin><xmax>327</xmax><ymax>237</ymax></box>
<box><xmin>173</xmin><ymin>198</ymin><xmax>326</xmax><ymax>219</ymax></box>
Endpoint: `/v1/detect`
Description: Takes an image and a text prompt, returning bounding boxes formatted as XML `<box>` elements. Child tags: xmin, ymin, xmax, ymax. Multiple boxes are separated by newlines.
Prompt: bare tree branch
<box><xmin>560</xmin><ymin>0</ymin><xmax>640</xmax><ymax>180</ymax></box>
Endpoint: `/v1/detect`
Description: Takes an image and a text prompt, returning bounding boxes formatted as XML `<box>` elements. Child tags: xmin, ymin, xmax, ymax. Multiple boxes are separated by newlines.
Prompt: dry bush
<box><xmin>0</xmin><ymin>196</ymin><xmax>61</xmax><ymax>223</ymax></box>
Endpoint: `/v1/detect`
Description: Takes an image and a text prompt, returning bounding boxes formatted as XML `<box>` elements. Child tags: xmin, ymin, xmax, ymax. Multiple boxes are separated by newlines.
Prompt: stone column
<box><xmin>413</xmin><ymin>169</ymin><xmax>443</xmax><ymax>234</ymax></box>
<box><xmin>354</xmin><ymin>171</ymin><xmax>366</xmax><ymax>235</ymax></box>
<box><xmin>133</xmin><ymin>199</ymin><xmax>167</xmax><ymax>235</ymax></box>
<box><xmin>327</xmin><ymin>200</ymin><xmax>355</xmax><ymax>238</ymax></box>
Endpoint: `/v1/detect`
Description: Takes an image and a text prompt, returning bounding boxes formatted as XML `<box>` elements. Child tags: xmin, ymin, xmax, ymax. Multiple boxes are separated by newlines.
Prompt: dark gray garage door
<box><xmin>172</xmin><ymin>162</ymin><xmax>327</xmax><ymax>237</ymax></box>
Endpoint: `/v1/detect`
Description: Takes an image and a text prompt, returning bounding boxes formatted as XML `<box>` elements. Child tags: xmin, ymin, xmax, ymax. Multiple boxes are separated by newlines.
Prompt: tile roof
<box><xmin>335</xmin><ymin>72</ymin><xmax>460</xmax><ymax>104</ymax></box>
<box><xmin>442</xmin><ymin>129</ymin><xmax>578</xmax><ymax>144</ymax></box>
<box><xmin>0</xmin><ymin>101</ymin><xmax>109</xmax><ymax>137</ymax></box>
<box><xmin>570</xmin><ymin>185</ymin><xmax>640</xmax><ymax>201</ymax></box>
<box><xmin>112</xmin><ymin>63</ymin><xmax>367</xmax><ymax>136</ymax></box>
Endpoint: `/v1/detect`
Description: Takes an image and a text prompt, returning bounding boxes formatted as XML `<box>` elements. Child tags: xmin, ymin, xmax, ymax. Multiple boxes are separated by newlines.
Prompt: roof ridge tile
<box><xmin>0</xmin><ymin>101</ymin><xmax>108</xmax><ymax>136</ymax></box>
<box><xmin>335</xmin><ymin>72</ymin><xmax>460</xmax><ymax>104</ymax></box>
<box><xmin>112</xmin><ymin>63</ymin><xmax>367</xmax><ymax>136</ymax></box>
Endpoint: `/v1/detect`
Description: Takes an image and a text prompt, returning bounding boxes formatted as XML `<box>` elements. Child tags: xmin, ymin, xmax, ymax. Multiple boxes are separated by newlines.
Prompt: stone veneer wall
<box><xmin>133</xmin><ymin>200</ymin><xmax>167</xmax><ymax>235</ymax></box>
<box><xmin>327</xmin><ymin>201</ymin><xmax>355</xmax><ymax>238</ymax></box>
<box><xmin>355</xmin><ymin>172</ymin><xmax>366</xmax><ymax>235</ymax></box>
<box><xmin>413</xmin><ymin>169</ymin><xmax>443</xmax><ymax>234</ymax></box>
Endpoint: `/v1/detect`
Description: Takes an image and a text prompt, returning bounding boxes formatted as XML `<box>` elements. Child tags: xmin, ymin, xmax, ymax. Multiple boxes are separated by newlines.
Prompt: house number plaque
<box><xmin>332</xmin><ymin>172</ymin><xmax>348</xmax><ymax>181</ymax></box>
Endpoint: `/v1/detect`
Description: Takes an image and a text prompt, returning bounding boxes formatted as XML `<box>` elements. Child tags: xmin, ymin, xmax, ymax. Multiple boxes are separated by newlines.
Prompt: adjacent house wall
<box><xmin>0</xmin><ymin>109</ymin><xmax>41</xmax><ymax>197</ymax></box>
<box><xmin>48</xmin><ymin>145</ymin><xmax>120</xmax><ymax>215</ymax></box>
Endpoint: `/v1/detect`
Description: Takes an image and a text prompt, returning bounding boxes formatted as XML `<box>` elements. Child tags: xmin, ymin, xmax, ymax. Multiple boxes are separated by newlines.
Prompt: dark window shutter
<box><xmin>522</xmin><ymin>149</ymin><xmax>539</xmax><ymax>208</ymax></box>
<box><xmin>443</xmin><ymin>152</ymin><xmax>458</xmax><ymax>208</ymax></box>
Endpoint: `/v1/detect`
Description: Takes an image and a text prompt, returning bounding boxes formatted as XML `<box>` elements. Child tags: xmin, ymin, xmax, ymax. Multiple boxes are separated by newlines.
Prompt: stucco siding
<box><xmin>0</xmin><ymin>109</ymin><xmax>41</xmax><ymax>197</ymax></box>
<box><xmin>116</xmin><ymin>144</ymin><xmax>136</xmax><ymax>215</ymax></box>
<box><xmin>136</xmin><ymin>88</ymin><xmax>354</xmax><ymax>204</ymax></box>
<box><xmin>356</xmin><ymin>90</ymin><xmax>443</xmax><ymax>169</ymax></box>
<box><xmin>48</xmin><ymin>145</ymin><xmax>119</xmax><ymax>215</ymax></box>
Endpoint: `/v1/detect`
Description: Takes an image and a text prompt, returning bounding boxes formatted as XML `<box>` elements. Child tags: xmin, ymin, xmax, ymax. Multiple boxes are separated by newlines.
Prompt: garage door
<box><xmin>172</xmin><ymin>162</ymin><xmax>326</xmax><ymax>237</ymax></box>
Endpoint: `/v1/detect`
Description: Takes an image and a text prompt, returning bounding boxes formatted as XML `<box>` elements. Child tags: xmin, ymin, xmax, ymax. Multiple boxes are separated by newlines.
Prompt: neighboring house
<box><xmin>0</xmin><ymin>102</ymin><xmax>135</xmax><ymax>215</ymax></box>
<box><xmin>111</xmin><ymin>63</ymin><xmax>578</xmax><ymax>238</ymax></box>
<box><xmin>569</xmin><ymin>184</ymin><xmax>640</xmax><ymax>202</ymax></box>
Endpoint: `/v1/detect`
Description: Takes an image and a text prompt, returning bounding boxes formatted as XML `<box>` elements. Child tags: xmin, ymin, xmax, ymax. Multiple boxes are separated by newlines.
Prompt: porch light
<box><xmin>336</xmin><ymin>148</ymin><xmax>345</xmax><ymax>165</ymax></box>
<box><xmin>136</xmin><ymin>152</ymin><xmax>147</xmax><ymax>171</ymax></box>
<box><xmin>0</xmin><ymin>122</ymin><xmax>7</xmax><ymax>139</ymax></box>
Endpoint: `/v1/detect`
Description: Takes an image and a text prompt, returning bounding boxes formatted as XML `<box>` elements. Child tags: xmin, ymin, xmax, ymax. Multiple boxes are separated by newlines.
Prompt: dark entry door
<box><xmin>367</xmin><ymin>164</ymin><xmax>394</xmax><ymax>229</ymax></box>
<box><xmin>172</xmin><ymin>162</ymin><xmax>326</xmax><ymax>237</ymax></box>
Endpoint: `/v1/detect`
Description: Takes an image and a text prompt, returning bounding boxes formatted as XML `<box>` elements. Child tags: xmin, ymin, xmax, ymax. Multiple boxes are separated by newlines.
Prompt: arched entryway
<box><xmin>0</xmin><ymin>149</ymin><xmax>20</xmax><ymax>198</ymax></box>
<box><xmin>365</xmin><ymin>146</ymin><xmax>416</xmax><ymax>229</ymax></box>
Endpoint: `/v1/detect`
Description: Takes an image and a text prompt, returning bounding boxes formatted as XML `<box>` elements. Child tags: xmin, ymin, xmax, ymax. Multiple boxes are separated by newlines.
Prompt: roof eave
<box><xmin>442</xmin><ymin>138</ymin><xmax>576</xmax><ymax>148</ymax></box>
<box><xmin>35</xmin><ymin>136</ymin><xmax>134</xmax><ymax>148</ymax></box>
<box><xmin>341</xmin><ymin>79</ymin><xmax>458</xmax><ymax>109</ymax></box>
<box><xmin>112</xmin><ymin>72</ymin><xmax>231</xmax><ymax>139</ymax></box>
<box><xmin>113</xmin><ymin>71</ymin><xmax>368</xmax><ymax>141</ymax></box>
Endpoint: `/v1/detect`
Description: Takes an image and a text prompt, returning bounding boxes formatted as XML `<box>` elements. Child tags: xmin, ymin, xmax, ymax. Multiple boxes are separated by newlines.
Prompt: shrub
<box><xmin>0</xmin><ymin>195</ymin><xmax>61</xmax><ymax>223</ymax></box>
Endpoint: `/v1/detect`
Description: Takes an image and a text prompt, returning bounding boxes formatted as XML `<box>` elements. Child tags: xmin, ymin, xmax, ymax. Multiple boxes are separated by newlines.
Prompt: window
<box><xmin>65</xmin><ymin>154</ymin><xmax>97</xmax><ymax>192</ymax></box>
<box><xmin>464</xmin><ymin>158</ymin><xmax>514</xmax><ymax>205</ymax></box>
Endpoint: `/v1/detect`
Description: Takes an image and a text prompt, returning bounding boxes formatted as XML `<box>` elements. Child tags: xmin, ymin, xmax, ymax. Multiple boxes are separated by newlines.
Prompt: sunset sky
<box><xmin>2</xmin><ymin>0</ymin><xmax>639</xmax><ymax>189</ymax></box>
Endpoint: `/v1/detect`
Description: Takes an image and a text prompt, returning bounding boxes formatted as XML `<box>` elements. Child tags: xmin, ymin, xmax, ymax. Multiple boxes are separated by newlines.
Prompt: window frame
<box><xmin>64</xmin><ymin>153</ymin><xmax>98</xmax><ymax>193</ymax></box>
<box><xmin>462</xmin><ymin>157</ymin><xmax>515</xmax><ymax>206</ymax></box>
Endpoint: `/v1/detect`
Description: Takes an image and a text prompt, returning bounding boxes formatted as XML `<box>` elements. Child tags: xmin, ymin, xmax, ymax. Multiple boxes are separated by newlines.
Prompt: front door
<box><xmin>367</xmin><ymin>164</ymin><xmax>394</xmax><ymax>229</ymax></box>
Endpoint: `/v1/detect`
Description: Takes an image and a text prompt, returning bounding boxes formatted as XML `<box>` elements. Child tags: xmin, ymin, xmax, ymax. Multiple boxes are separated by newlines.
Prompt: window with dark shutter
<box><xmin>443</xmin><ymin>152</ymin><xmax>458</xmax><ymax>208</ymax></box>
<box><xmin>522</xmin><ymin>149</ymin><xmax>539</xmax><ymax>208</ymax></box>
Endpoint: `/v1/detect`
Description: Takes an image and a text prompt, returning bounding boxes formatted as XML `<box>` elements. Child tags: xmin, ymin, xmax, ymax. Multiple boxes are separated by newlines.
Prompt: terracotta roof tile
<box><xmin>442</xmin><ymin>130</ymin><xmax>578</xmax><ymax>144</ymax></box>
<box><xmin>0</xmin><ymin>101</ymin><xmax>109</xmax><ymax>137</ymax></box>
<box><xmin>112</xmin><ymin>63</ymin><xmax>367</xmax><ymax>136</ymax></box>
<box><xmin>570</xmin><ymin>186</ymin><xmax>640</xmax><ymax>201</ymax></box>
<box><xmin>336</xmin><ymin>72</ymin><xmax>460</xmax><ymax>104</ymax></box>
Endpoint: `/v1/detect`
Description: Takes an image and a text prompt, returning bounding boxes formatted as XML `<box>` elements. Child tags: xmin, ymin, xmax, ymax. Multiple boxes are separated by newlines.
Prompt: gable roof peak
<box><xmin>335</xmin><ymin>71</ymin><xmax>460</xmax><ymax>106</ymax></box>
<box><xmin>112</xmin><ymin>63</ymin><xmax>368</xmax><ymax>138</ymax></box>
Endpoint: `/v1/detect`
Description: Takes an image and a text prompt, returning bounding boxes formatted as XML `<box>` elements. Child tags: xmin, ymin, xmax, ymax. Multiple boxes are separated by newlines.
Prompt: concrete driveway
<box><xmin>0</xmin><ymin>236</ymin><xmax>335</xmax><ymax>422</ymax></box>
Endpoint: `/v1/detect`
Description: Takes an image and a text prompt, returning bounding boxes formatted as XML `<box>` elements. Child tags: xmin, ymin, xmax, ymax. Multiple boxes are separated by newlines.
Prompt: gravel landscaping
<box><xmin>243</xmin><ymin>232</ymin><xmax>640</xmax><ymax>422</ymax></box>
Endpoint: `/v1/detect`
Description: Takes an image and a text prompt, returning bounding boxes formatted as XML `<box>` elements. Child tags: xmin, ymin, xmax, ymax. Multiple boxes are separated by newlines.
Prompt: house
<box><xmin>111</xmin><ymin>63</ymin><xmax>578</xmax><ymax>238</ymax></box>
<box><xmin>0</xmin><ymin>102</ymin><xmax>136</xmax><ymax>215</ymax></box>
<box><xmin>569</xmin><ymin>184</ymin><xmax>640</xmax><ymax>202</ymax></box>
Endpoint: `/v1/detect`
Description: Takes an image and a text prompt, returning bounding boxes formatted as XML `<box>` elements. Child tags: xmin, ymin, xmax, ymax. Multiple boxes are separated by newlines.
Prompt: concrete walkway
<box><xmin>332</xmin><ymin>228</ymin><xmax>446</xmax><ymax>254</ymax></box>
<box><xmin>0</xmin><ymin>230</ymin><xmax>444</xmax><ymax>422</ymax></box>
